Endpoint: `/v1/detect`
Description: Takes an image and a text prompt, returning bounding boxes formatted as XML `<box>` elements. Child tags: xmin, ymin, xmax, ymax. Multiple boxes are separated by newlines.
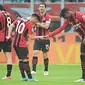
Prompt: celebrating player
<box><xmin>0</xmin><ymin>5</ymin><xmax>12</xmax><ymax>80</ymax></box>
<box><xmin>31</xmin><ymin>3</ymin><xmax>51</xmax><ymax>75</ymax></box>
<box><xmin>7</xmin><ymin>14</ymin><xmax>42</xmax><ymax>81</ymax></box>
<box><xmin>47</xmin><ymin>8</ymin><xmax>85</xmax><ymax>82</ymax></box>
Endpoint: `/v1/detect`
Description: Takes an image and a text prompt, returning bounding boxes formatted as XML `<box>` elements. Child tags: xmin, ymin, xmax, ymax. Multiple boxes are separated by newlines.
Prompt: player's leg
<box><xmin>42</xmin><ymin>40</ymin><xmax>50</xmax><ymax>75</ymax></box>
<box><xmin>31</xmin><ymin>40</ymin><xmax>40</xmax><ymax>74</ymax></box>
<box><xmin>19</xmin><ymin>59</ymin><xmax>26</xmax><ymax>80</ymax></box>
<box><xmin>19</xmin><ymin>47</ymin><xmax>38</xmax><ymax>81</ymax></box>
<box><xmin>13</xmin><ymin>46</ymin><xmax>26</xmax><ymax>80</ymax></box>
<box><xmin>31</xmin><ymin>50</ymin><xmax>39</xmax><ymax>74</ymax></box>
<box><xmin>23</xmin><ymin>59</ymin><xmax>32</xmax><ymax>79</ymax></box>
<box><xmin>75</xmin><ymin>42</ymin><xmax>85</xmax><ymax>82</ymax></box>
<box><xmin>2</xmin><ymin>41</ymin><xmax>12</xmax><ymax>80</ymax></box>
<box><xmin>23</xmin><ymin>58</ymin><xmax>38</xmax><ymax>81</ymax></box>
<box><xmin>43</xmin><ymin>52</ymin><xmax>49</xmax><ymax>75</ymax></box>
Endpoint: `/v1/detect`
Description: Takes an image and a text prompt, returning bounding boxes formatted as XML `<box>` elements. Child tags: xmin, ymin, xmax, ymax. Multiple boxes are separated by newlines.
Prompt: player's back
<box><xmin>13</xmin><ymin>18</ymin><xmax>33</xmax><ymax>47</ymax></box>
<box><xmin>0</xmin><ymin>11</ymin><xmax>11</xmax><ymax>42</ymax></box>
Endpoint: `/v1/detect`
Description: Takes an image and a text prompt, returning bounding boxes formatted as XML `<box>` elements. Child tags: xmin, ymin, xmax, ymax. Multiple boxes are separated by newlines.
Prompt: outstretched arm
<box><xmin>48</xmin><ymin>20</ymin><xmax>69</xmax><ymax>37</ymax></box>
<box><xmin>28</xmin><ymin>34</ymin><xmax>44</xmax><ymax>40</ymax></box>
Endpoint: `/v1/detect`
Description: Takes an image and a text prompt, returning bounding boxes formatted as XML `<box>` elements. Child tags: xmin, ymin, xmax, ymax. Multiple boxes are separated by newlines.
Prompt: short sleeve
<box><xmin>27</xmin><ymin>22</ymin><xmax>34</xmax><ymax>35</ymax></box>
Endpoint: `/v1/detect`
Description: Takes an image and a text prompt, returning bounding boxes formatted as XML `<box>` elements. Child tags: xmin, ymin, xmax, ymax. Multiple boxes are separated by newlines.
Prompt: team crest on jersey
<box><xmin>32</xmin><ymin>26</ymin><xmax>36</xmax><ymax>32</ymax></box>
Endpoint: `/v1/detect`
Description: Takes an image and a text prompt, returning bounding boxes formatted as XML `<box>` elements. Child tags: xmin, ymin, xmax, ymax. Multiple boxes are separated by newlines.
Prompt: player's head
<box><xmin>0</xmin><ymin>5</ymin><xmax>6</xmax><ymax>11</ymax></box>
<box><xmin>38</xmin><ymin>2</ymin><xmax>46</xmax><ymax>13</ymax></box>
<box><xmin>60</xmin><ymin>8</ymin><xmax>72</xmax><ymax>20</ymax></box>
<box><xmin>30</xmin><ymin>13</ymin><xmax>41</xmax><ymax>24</ymax></box>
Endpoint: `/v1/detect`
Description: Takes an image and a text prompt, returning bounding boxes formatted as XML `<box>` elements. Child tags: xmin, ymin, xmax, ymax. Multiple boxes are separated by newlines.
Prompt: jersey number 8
<box><xmin>7</xmin><ymin>17</ymin><xmax>11</xmax><ymax>28</ymax></box>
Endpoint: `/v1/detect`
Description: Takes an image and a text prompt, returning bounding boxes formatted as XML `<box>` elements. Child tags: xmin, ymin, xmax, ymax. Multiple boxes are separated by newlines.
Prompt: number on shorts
<box><xmin>16</xmin><ymin>20</ymin><xmax>25</xmax><ymax>34</ymax></box>
<box><xmin>45</xmin><ymin>44</ymin><xmax>49</xmax><ymax>50</ymax></box>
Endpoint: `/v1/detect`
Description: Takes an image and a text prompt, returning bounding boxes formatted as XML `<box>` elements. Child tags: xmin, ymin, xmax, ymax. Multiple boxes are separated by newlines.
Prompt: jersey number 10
<box><xmin>16</xmin><ymin>20</ymin><xmax>25</xmax><ymax>34</ymax></box>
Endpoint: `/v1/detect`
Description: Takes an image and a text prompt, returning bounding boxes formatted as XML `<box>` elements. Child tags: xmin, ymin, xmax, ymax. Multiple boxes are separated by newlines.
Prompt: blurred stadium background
<box><xmin>0</xmin><ymin>0</ymin><xmax>85</xmax><ymax>85</ymax></box>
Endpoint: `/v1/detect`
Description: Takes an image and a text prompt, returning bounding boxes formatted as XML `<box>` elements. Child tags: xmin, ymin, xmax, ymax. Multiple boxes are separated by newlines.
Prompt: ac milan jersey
<box><xmin>49</xmin><ymin>11</ymin><xmax>85</xmax><ymax>40</ymax></box>
<box><xmin>0</xmin><ymin>11</ymin><xmax>11</xmax><ymax>42</ymax></box>
<box><xmin>13</xmin><ymin>18</ymin><xmax>34</xmax><ymax>47</ymax></box>
<box><xmin>36</xmin><ymin>13</ymin><xmax>51</xmax><ymax>36</ymax></box>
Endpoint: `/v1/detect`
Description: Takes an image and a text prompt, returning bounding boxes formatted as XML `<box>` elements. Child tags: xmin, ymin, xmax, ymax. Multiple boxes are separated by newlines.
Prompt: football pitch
<box><xmin>0</xmin><ymin>64</ymin><xmax>85</xmax><ymax>85</ymax></box>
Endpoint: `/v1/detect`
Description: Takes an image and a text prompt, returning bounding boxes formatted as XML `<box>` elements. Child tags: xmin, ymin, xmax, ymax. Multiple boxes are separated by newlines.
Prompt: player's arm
<box><xmin>36</xmin><ymin>14</ymin><xmax>51</xmax><ymax>29</ymax></box>
<box><xmin>28</xmin><ymin>34</ymin><xmax>44</xmax><ymax>40</ymax></box>
<box><xmin>36</xmin><ymin>21</ymin><xmax>51</xmax><ymax>29</ymax></box>
<box><xmin>0</xmin><ymin>14</ymin><xmax>3</xmax><ymax>30</ymax></box>
<box><xmin>48</xmin><ymin>20</ymin><xmax>69</xmax><ymax>37</ymax></box>
<box><xmin>7</xmin><ymin>23</ymin><xmax>15</xmax><ymax>39</ymax></box>
<box><xmin>28</xmin><ymin>23</ymin><xmax>44</xmax><ymax>40</ymax></box>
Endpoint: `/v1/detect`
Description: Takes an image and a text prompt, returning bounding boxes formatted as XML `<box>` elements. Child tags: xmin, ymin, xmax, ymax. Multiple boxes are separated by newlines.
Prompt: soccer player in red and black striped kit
<box><xmin>47</xmin><ymin>8</ymin><xmax>85</xmax><ymax>82</ymax></box>
<box><xmin>7</xmin><ymin>14</ymin><xmax>42</xmax><ymax>81</ymax></box>
<box><xmin>31</xmin><ymin>3</ymin><xmax>51</xmax><ymax>75</ymax></box>
<box><xmin>0</xmin><ymin>5</ymin><xmax>12</xmax><ymax>80</ymax></box>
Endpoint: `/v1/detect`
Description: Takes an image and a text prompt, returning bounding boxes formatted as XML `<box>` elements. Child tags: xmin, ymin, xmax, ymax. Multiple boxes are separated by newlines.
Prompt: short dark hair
<box><xmin>60</xmin><ymin>8</ymin><xmax>70</xmax><ymax>18</ymax></box>
<box><xmin>32</xmin><ymin>13</ymin><xmax>42</xmax><ymax>22</ymax></box>
<box><xmin>0</xmin><ymin>5</ymin><xmax>6</xmax><ymax>11</ymax></box>
<box><xmin>39</xmin><ymin>2</ymin><xmax>47</xmax><ymax>8</ymax></box>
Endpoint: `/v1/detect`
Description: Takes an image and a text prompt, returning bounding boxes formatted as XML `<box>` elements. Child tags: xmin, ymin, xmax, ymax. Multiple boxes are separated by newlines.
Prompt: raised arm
<box><xmin>36</xmin><ymin>14</ymin><xmax>51</xmax><ymax>29</ymax></box>
<box><xmin>27</xmin><ymin>23</ymin><xmax>44</xmax><ymax>40</ymax></box>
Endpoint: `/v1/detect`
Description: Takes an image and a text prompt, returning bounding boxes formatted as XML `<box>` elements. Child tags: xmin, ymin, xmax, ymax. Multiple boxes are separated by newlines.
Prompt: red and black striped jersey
<box><xmin>13</xmin><ymin>18</ymin><xmax>34</xmax><ymax>47</ymax></box>
<box><xmin>0</xmin><ymin>11</ymin><xmax>11</xmax><ymax>42</ymax></box>
<box><xmin>36</xmin><ymin>13</ymin><xmax>51</xmax><ymax>36</ymax></box>
<box><xmin>49</xmin><ymin>11</ymin><xmax>85</xmax><ymax>40</ymax></box>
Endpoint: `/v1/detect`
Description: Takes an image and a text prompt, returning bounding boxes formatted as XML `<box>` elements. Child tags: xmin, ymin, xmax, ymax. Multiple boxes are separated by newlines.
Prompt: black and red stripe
<box><xmin>14</xmin><ymin>20</ymin><xmax>28</xmax><ymax>47</ymax></box>
<box><xmin>36</xmin><ymin>13</ymin><xmax>49</xmax><ymax>36</ymax></box>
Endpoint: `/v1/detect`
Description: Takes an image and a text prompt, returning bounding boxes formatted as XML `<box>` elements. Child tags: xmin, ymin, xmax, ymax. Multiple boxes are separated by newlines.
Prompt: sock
<box><xmin>19</xmin><ymin>61</ymin><xmax>26</xmax><ymax>78</ymax></box>
<box><xmin>6</xmin><ymin>64</ymin><xmax>12</xmax><ymax>77</ymax></box>
<box><xmin>23</xmin><ymin>61</ymin><xmax>32</xmax><ymax>79</ymax></box>
<box><xmin>80</xmin><ymin>55</ymin><xmax>85</xmax><ymax>79</ymax></box>
<box><xmin>44</xmin><ymin>58</ymin><xmax>49</xmax><ymax>71</ymax></box>
<box><xmin>32</xmin><ymin>57</ymin><xmax>38</xmax><ymax>71</ymax></box>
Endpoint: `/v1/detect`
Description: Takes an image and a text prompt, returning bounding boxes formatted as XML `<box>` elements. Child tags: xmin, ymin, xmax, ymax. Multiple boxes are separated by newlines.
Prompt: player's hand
<box><xmin>6</xmin><ymin>36</ymin><xmax>10</xmax><ymax>39</ymax></box>
<box><xmin>73</xmin><ymin>23</ymin><xmax>81</xmax><ymax>28</ymax></box>
<box><xmin>37</xmin><ymin>36</ymin><xmax>44</xmax><ymax>39</ymax></box>
<box><xmin>44</xmin><ymin>35</ymin><xmax>49</xmax><ymax>38</ymax></box>
<box><xmin>83</xmin><ymin>38</ymin><xmax>85</xmax><ymax>44</ymax></box>
<box><xmin>36</xmin><ymin>23</ymin><xmax>41</xmax><ymax>27</ymax></box>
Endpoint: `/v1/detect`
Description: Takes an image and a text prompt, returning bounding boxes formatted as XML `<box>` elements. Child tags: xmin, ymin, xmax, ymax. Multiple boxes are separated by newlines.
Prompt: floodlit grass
<box><xmin>0</xmin><ymin>64</ymin><xmax>85</xmax><ymax>85</ymax></box>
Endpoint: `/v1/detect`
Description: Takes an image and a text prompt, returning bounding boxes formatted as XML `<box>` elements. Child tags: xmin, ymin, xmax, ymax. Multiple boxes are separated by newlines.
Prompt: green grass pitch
<box><xmin>0</xmin><ymin>64</ymin><xmax>85</xmax><ymax>85</ymax></box>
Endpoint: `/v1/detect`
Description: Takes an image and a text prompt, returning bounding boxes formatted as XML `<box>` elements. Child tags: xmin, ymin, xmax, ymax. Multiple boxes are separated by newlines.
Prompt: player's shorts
<box><xmin>0</xmin><ymin>40</ymin><xmax>11</xmax><ymax>52</ymax></box>
<box><xmin>81</xmin><ymin>42</ymin><xmax>85</xmax><ymax>53</ymax></box>
<box><xmin>33</xmin><ymin>39</ymin><xmax>50</xmax><ymax>52</ymax></box>
<box><xmin>13</xmin><ymin>45</ymin><xmax>28</xmax><ymax>59</ymax></box>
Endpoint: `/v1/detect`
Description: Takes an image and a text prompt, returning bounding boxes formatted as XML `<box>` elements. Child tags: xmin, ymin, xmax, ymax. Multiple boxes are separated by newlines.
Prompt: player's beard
<box><xmin>67</xmin><ymin>14</ymin><xmax>73</xmax><ymax>21</ymax></box>
<box><xmin>70</xmin><ymin>14</ymin><xmax>77</xmax><ymax>24</ymax></box>
<box><xmin>40</xmin><ymin>9</ymin><xmax>45</xmax><ymax>14</ymax></box>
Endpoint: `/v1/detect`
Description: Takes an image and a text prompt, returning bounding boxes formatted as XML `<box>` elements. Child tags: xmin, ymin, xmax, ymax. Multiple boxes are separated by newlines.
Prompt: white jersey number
<box><xmin>7</xmin><ymin>17</ymin><xmax>11</xmax><ymax>28</ymax></box>
<box><xmin>16</xmin><ymin>20</ymin><xmax>25</xmax><ymax>34</ymax></box>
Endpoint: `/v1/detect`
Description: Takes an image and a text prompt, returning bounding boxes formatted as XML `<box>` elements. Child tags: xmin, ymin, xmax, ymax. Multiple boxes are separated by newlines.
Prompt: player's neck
<box><xmin>40</xmin><ymin>11</ymin><xmax>46</xmax><ymax>16</ymax></box>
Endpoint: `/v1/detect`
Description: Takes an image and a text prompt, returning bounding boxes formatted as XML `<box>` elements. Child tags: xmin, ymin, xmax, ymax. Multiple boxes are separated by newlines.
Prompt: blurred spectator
<box><xmin>68</xmin><ymin>0</ymin><xmax>76</xmax><ymax>2</ymax></box>
<box><xmin>11</xmin><ymin>0</ymin><xmax>25</xmax><ymax>2</ymax></box>
<box><xmin>11</xmin><ymin>0</ymin><xmax>17</xmax><ymax>2</ymax></box>
<box><xmin>66</xmin><ymin>0</ymin><xmax>83</xmax><ymax>2</ymax></box>
<box><xmin>40</xmin><ymin>0</ymin><xmax>47</xmax><ymax>2</ymax></box>
<box><xmin>78</xmin><ymin>0</ymin><xmax>83</xmax><ymax>2</ymax></box>
<box><xmin>50</xmin><ymin>0</ymin><xmax>57</xmax><ymax>2</ymax></box>
<box><xmin>24</xmin><ymin>0</ymin><xmax>30</xmax><ymax>2</ymax></box>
